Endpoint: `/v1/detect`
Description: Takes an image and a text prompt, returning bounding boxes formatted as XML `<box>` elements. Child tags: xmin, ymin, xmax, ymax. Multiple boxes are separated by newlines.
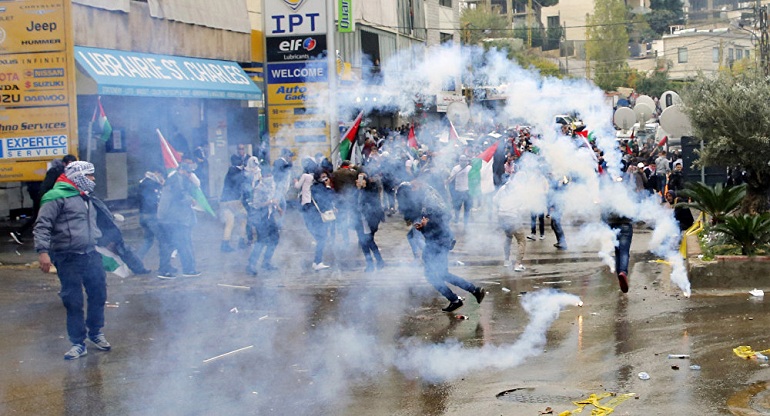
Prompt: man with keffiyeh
<box><xmin>33</xmin><ymin>161</ymin><xmax>112</xmax><ymax>360</ymax></box>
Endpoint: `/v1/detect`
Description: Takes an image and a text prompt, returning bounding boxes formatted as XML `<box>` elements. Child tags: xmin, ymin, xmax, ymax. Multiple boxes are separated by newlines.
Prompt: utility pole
<box><xmin>585</xmin><ymin>13</ymin><xmax>591</xmax><ymax>79</ymax></box>
<box><xmin>527</xmin><ymin>0</ymin><xmax>533</xmax><ymax>48</ymax></box>
<box><xmin>759</xmin><ymin>0</ymin><xmax>769</xmax><ymax>76</ymax></box>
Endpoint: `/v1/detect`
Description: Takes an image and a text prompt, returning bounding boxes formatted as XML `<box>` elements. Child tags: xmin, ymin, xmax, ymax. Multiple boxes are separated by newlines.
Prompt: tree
<box><xmin>586</xmin><ymin>0</ymin><xmax>630</xmax><ymax>90</ymax></box>
<box><xmin>460</xmin><ymin>5</ymin><xmax>509</xmax><ymax>45</ymax></box>
<box><xmin>645</xmin><ymin>0</ymin><xmax>685</xmax><ymax>36</ymax></box>
<box><xmin>635</xmin><ymin>68</ymin><xmax>675</xmax><ymax>97</ymax></box>
<box><xmin>683</xmin><ymin>70</ymin><xmax>770</xmax><ymax>213</ymax></box>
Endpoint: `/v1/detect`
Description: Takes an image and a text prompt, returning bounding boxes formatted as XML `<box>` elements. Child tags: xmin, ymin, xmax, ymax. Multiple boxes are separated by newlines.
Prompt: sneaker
<box><xmin>442</xmin><ymin>299</ymin><xmax>464</xmax><ymax>313</ymax></box>
<box><xmin>503</xmin><ymin>260</ymin><xmax>512</xmax><ymax>268</ymax></box>
<box><xmin>10</xmin><ymin>232</ymin><xmax>23</xmax><ymax>245</ymax></box>
<box><xmin>182</xmin><ymin>271</ymin><xmax>202</xmax><ymax>277</ymax></box>
<box><xmin>312</xmin><ymin>262</ymin><xmax>330</xmax><ymax>271</ymax></box>
<box><xmin>539</xmin><ymin>235</ymin><xmax>545</xmax><ymax>240</ymax></box>
<box><xmin>64</xmin><ymin>344</ymin><xmax>87</xmax><ymax>360</ymax></box>
<box><xmin>376</xmin><ymin>261</ymin><xmax>386</xmax><ymax>270</ymax></box>
<box><xmin>88</xmin><ymin>333</ymin><xmax>111</xmax><ymax>351</ymax></box>
<box><xmin>617</xmin><ymin>271</ymin><xmax>629</xmax><ymax>293</ymax></box>
<box><xmin>514</xmin><ymin>264</ymin><xmax>526</xmax><ymax>272</ymax></box>
<box><xmin>526</xmin><ymin>234</ymin><xmax>536</xmax><ymax>241</ymax></box>
<box><xmin>473</xmin><ymin>287</ymin><xmax>486</xmax><ymax>304</ymax></box>
<box><xmin>157</xmin><ymin>272</ymin><xmax>177</xmax><ymax>280</ymax></box>
<box><xmin>364</xmin><ymin>264</ymin><xmax>375</xmax><ymax>273</ymax></box>
<box><xmin>554</xmin><ymin>243</ymin><xmax>567</xmax><ymax>250</ymax></box>
<box><xmin>246</xmin><ymin>266</ymin><xmax>258</xmax><ymax>276</ymax></box>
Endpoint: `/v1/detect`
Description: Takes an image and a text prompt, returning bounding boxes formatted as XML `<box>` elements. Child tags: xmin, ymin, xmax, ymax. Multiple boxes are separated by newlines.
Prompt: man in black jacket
<box><xmin>410</xmin><ymin>182</ymin><xmax>486</xmax><ymax>312</ymax></box>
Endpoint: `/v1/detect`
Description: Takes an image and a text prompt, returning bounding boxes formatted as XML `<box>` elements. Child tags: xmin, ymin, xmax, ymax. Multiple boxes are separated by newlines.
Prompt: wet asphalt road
<box><xmin>0</xmin><ymin>212</ymin><xmax>768</xmax><ymax>415</ymax></box>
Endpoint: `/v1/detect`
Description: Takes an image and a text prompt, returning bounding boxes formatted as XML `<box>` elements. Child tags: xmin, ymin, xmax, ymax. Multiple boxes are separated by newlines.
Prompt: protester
<box><xmin>136</xmin><ymin>169</ymin><xmax>164</xmax><ymax>259</ymax></box>
<box><xmin>604</xmin><ymin>210</ymin><xmax>633</xmax><ymax>293</ymax></box>
<box><xmin>33</xmin><ymin>161</ymin><xmax>111</xmax><ymax>360</ymax></box>
<box><xmin>410</xmin><ymin>181</ymin><xmax>486</xmax><ymax>312</ymax></box>
<box><xmin>667</xmin><ymin>162</ymin><xmax>685</xmax><ymax>194</ymax></box>
<box><xmin>447</xmin><ymin>155</ymin><xmax>472</xmax><ymax>227</ymax></box>
<box><xmin>247</xmin><ymin>169</ymin><xmax>282</xmax><ymax>275</ymax></box>
<box><xmin>655</xmin><ymin>150</ymin><xmax>671</xmax><ymax>199</ymax></box>
<box><xmin>664</xmin><ymin>190</ymin><xmax>695</xmax><ymax>232</ymax></box>
<box><xmin>308</xmin><ymin>171</ymin><xmax>335</xmax><ymax>270</ymax></box>
<box><xmin>331</xmin><ymin>160</ymin><xmax>359</xmax><ymax>245</ymax></box>
<box><xmin>353</xmin><ymin>172</ymin><xmax>385</xmax><ymax>272</ymax></box>
<box><xmin>156</xmin><ymin>158</ymin><xmax>201</xmax><ymax>279</ymax></box>
<box><xmin>219</xmin><ymin>155</ymin><xmax>248</xmax><ymax>252</ymax></box>
<box><xmin>495</xmin><ymin>181</ymin><xmax>527</xmax><ymax>272</ymax></box>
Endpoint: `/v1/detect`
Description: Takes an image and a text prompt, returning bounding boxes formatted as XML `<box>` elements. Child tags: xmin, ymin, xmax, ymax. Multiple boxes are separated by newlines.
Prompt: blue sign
<box><xmin>267</xmin><ymin>61</ymin><xmax>328</xmax><ymax>84</ymax></box>
<box><xmin>74</xmin><ymin>46</ymin><xmax>262</xmax><ymax>100</ymax></box>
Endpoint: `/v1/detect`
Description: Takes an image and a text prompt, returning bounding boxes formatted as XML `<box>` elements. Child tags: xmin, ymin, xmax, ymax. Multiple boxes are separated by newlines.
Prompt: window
<box><xmin>678</xmin><ymin>47</ymin><xmax>688</xmax><ymax>63</ymax></box>
<box><xmin>440</xmin><ymin>0</ymin><xmax>452</xmax><ymax>7</ymax></box>
<box><xmin>746</xmin><ymin>49</ymin><xmax>751</xmax><ymax>58</ymax></box>
<box><xmin>712</xmin><ymin>47</ymin><xmax>719</xmax><ymax>63</ymax></box>
<box><xmin>440</xmin><ymin>32</ymin><xmax>454</xmax><ymax>44</ymax></box>
<box><xmin>728</xmin><ymin>48</ymin><xmax>734</xmax><ymax>61</ymax></box>
<box><xmin>736</xmin><ymin>49</ymin><xmax>743</xmax><ymax>60</ymax></box>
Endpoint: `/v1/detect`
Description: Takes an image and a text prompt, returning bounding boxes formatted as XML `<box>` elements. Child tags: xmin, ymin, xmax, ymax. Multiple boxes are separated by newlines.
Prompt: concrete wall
<box><xmin>73</xmin><ymin>2</ymin><xmax>251</xmax><ymax>62</ymax></box>
<box><xmin>662</xmin><ymin>29</ymin><xmax>753</xmax><ymax>80</ymax></box>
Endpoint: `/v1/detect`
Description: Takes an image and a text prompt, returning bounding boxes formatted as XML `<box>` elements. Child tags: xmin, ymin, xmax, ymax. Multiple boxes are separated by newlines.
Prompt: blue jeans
<box><xmin>158</xmin><ymin>223</ymin><xmax>196</xmax><ymax>274</ymax></box>
<box><xmin>530</xmin><ymin>213</ymin><xmax>545</xmax><ymax>236</ymax></box>
<box><xmin>422</xmin><ymin>243</ymin><xmax>477</xmax><ymax>302</ymax></box>
<box><xmin>137</xmin><ymin>213</ymin><xmax>161</xmax><ymax>259</ymax></box>
<box><xmin>50</xmin><ymin>251</ymin><xmax>107</xmax><ymax>345</ymax></box>
<box><xmin>248</xmin><ymin>208</ymin><xmax>280</xmax><ymax>269</ymax></box>
<box><xmin>407</xmin><ymin>227</ymin><xmax>425</xmax><ymax>258</ymax></box>
<box><xmin>452</xmin><ymin>190</ymin><xmax>471</xmax><ymax>225</ymax></box>
<box><xmin>612</xmin><ymin>222</ymin><xmax>633</xmax><ymax>275</ymax></box>
<box><xmin>551</xmin><ymin>215</ymin><xmax>566</xmax><ymax>246</ymax></box>
<box><xmin>302</xmin><ymin>204</ymin><xmax>328</xmax><ymax>264</ymax></box>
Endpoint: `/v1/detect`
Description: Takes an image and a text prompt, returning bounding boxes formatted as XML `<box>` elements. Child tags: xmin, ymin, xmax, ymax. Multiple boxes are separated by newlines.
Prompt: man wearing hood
<box><xmin>34</xmin><ymin>161</ymin><xmax>112</xmax><ymax>360</ymax></box>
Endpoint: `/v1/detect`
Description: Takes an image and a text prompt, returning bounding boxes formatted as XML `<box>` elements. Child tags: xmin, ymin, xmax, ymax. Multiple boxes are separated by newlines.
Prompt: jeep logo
<box><xmin>25</xmin><ymin>21</ymin><xmax>57</xmax><ymax>32</ymax></box>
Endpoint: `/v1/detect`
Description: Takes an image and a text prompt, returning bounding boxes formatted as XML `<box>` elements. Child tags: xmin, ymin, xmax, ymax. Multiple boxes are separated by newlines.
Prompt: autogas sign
<box><xmin>266</xmin><ymin>35</ymin><xmax>327</xmax><ymax>62</ymax></box>
<box><xmin>264</xmin><ymin>0</ymin><xmax>327</xmax><ymax>36</ymax></box>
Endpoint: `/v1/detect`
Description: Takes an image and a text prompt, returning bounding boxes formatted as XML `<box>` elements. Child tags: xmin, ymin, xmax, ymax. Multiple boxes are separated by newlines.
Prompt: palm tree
<box><xmin>678</xmin><ymin>183</ymin><xmax>746</xmax><ymax>225</ymax></box>
<box><xmin>711</xmin><ymin>213</ymin><xmax>770</xmax><ymax>255</ymax></box>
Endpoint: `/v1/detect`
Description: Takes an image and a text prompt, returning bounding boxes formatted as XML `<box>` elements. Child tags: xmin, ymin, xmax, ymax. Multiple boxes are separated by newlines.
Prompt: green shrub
<box><xmin>710</xmin><ymin>213</ymin><xmax>770</xmax><ymax>255</ymax></box>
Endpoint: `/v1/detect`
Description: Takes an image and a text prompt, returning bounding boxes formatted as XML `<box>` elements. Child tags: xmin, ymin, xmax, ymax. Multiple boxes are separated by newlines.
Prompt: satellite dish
<box><xmin>447</xmin><ymin>101</ymin><xmax>470</xmax><ymax>127</ymax></box>
<box><xmin>613</xmin><ymin>107</ymin><xmax>636</xmax><ymax>130</ymax></box>
<box><xmin>634</xmin><ymin>103</ymin><xmax>654</xmax><ymax>124</ymax></box>
<box><xmin>636</xmin><ymin>95</ymin><xmax>656</xmax><ymax>110</ymax></box>
<box><xmin>659</xmin><ymin>105</ymin><xmax>692</xmax><ymax>137</ymax></box>
<box><xmin>660</xmin><ymin>91</ymin><xmax>682</xmax><ymax>110</ymax></box>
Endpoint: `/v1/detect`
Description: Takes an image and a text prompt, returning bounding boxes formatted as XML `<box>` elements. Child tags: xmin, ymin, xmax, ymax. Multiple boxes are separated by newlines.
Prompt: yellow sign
<box><xmin>0</xmin><ymin>52</ymin><xmax>70</xmax><ymax>107</ymax></box>
<box><xmin>0</xmin><ymin>0</ymin><xmax>78</xmax><ymax>181</ymax></box>
<box><xmin>0</xmin><ymin>160</ymin><xmax>49</xmax><ymax>181</ymax></box>
<box><xmin>0</xmin><ymin>1</ymin><xmax>66</xmax><ymax>54</ymax></box>
<box><xmin>267</xmin><ymin>82</ymin><xmax>327</xmax><ymax>106</ymax></box>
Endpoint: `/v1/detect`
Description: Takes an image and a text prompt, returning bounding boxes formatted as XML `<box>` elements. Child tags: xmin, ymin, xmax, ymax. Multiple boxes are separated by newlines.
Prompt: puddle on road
<box><xmin>727</xmin><ymin>381</ymin><xmax>770</xmax><ymax>415</ymax></box>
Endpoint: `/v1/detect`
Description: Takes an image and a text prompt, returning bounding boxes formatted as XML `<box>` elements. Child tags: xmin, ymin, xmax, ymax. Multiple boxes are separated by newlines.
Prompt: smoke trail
<box><xmin>394</xmin><ymin>289</ymin><xmax>581</xmax><ymax>382</ymax></box>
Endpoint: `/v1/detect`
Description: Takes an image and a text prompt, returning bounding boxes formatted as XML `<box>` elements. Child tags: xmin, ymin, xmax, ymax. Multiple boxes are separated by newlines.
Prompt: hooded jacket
<box><xmin>33</xmin><ymin>175</ymin><xmax>101</xmax><ymax>254</ymax></box>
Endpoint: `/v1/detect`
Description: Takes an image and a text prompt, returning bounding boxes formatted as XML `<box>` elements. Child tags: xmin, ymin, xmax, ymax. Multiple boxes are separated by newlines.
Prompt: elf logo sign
<box><xmin>265</xmin><ymin>0</ymin><xmax>326</xmax><ymax>36</ymax></box>
<box><xmin>266</xmin><ymin>35</ymin><xmax>327</xmax><ymax>62</ymax></box>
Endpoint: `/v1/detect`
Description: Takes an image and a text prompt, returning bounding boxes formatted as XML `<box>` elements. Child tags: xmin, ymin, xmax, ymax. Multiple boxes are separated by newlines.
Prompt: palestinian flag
<box><xmin>468</xmin><ymin>142</ymin><xmax>499</xmax><ymax>196</ymax></box>
<box><xmin>40</xmin><ymin>175</ymin><xmax>81</xmax><ymax>205</ymax></box>
<box><xmin>157</xmin><ymin>129</ymin><xmax>216</xmax><ymax>217</ymax></box>
<box><xmin>95</xmin><ymin>246</ymin><xmax>130</xmax><ymax>278</ymax></box>
<box><xmin>92</xmin><ymin>97</ymin><xmax>113</xmax><ymax>142</ymax></box>
<box><xmin>339</xmin><ymin>111</ymin><xmax>363</xmax><ymax>161</ymax></box>
<box><xmin>407</xmin><ymin>125</ymin><xmax>419</xmax><ymax>149</ymax></box>
<box><xmin>657</xmin><ymin>136</ymin><xmax>668</xmax><ymax>148</ymax></box>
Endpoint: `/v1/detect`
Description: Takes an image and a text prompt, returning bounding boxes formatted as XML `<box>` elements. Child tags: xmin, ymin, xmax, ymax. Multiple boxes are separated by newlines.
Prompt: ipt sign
<box><xmin>265</xmin><ymin>0</ymin><xmax>327</xmax><ymax>36</ymax></box>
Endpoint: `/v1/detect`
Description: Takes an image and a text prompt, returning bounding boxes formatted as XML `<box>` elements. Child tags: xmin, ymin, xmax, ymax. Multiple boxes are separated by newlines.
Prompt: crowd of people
<box><xmin>23</xmin><ymin>114</ymin><xmax>703</xmax><ymax>360</ymax></box>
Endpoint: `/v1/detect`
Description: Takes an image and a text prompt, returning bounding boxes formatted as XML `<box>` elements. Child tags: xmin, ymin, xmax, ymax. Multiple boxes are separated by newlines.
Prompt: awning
<box><xmin>74</xmin><ymin>46</ymin><xmax>261</xmax><ymax>100</ymax></box>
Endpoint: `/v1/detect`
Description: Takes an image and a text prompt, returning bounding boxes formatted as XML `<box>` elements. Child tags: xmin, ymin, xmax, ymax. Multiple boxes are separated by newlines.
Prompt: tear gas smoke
<box><xmin>394</xmin><ymin>289</ymin><xmax>582</xmax><ymax>382</ymax></box>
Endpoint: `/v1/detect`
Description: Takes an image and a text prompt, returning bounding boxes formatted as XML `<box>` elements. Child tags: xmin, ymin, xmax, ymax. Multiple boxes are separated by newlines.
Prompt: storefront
<box><xmin>74</xmin><ymin>46</ymin><xmax>262</xmax><ymax>202</ymax></box>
